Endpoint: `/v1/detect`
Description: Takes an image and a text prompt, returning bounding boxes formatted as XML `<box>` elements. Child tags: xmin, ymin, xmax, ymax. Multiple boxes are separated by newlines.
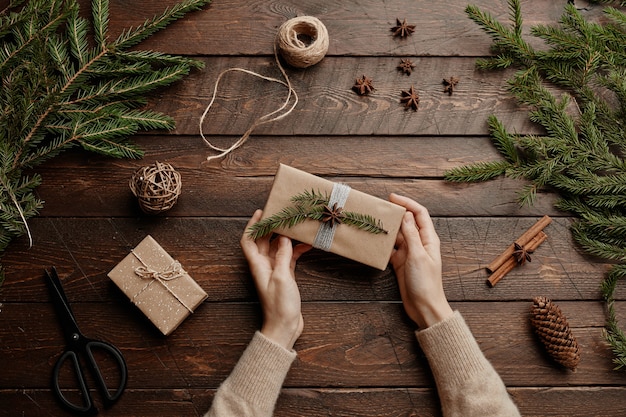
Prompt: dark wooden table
<box><xmin>2</xmin><ymin>0</ymin><xmax>625</xmax><ymax>416</ymax></box>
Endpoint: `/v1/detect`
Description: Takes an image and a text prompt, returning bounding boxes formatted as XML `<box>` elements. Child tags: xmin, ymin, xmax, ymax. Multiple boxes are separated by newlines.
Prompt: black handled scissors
<box><xmin>45</xmin><ymin>267</ymin><xmax>127</xmax><ymax>415</ymax></box>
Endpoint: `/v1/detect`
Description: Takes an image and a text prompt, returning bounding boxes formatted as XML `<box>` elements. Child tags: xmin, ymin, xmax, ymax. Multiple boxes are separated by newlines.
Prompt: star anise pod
<box><xmin>442</xmin><ymin>76</ymin><xmax>460</xmax><ymax>95</ymax></box>
<box><xmin>512</xmin><ymin>242</ymin><xmax>533</xmax><ymax>265</ymax></box>
<box><xmin>391</xmin><ymin>18</ymin><xmax>415</xmax><ymax>38</ymax></box>
<box><xmin>400</xmin><ymin>85</ymin><xmax>419</xmax><ymax>111</ymax></box>
<box><xmin>397</xmin><ymin>58</ymin><xmax>415</xmax><ymax>75</ymax></box>
<box><xmin>352</xmin><ymin>75</ymin><xmax>375</xmax><ymax>96</ymax></box>
<box><xmin>321</xmin><ymin>202</ymin><xmax>344</xmax><ymax>228</ymax></box>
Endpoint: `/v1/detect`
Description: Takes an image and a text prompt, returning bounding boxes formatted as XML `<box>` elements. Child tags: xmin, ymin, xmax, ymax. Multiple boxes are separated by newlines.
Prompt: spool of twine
<box><xmin>129</xmin><ymin>161</ymin><xmax>182</xmax><ymax>214</ymax></box>
<box><xmin>276</xmin><ymin>16</ymin><xmax>329</xmax><ymax>69</ymax></box>
<box><xmin>200</xmin><ymin>16</ymin><xmax>329</xmax><ymax>161</ymax></box>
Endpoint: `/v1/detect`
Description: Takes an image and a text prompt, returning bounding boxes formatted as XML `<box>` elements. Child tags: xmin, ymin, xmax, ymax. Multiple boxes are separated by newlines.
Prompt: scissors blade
<box><xmin>45</xmin><ymin>267</ymin><xmax>82</xmax><ymax>343</ymax></box>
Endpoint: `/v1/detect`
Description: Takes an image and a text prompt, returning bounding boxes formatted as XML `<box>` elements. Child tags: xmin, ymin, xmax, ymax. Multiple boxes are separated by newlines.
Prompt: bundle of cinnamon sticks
<box><xmin>486</xmin><ymin>215</ymin><xmax>552</xmax><ymax>287</ymax></box>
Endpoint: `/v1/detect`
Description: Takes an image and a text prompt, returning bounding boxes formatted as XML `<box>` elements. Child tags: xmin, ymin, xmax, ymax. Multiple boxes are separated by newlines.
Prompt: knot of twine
<box><xmin>130</xmin><ymin>249</ymin><xmax>194</xmax><ymax>313</ymax></box>
<box><xmin>129</xmin><ymin>161</ymin><xmax>182</xmax><ymax>214</ymax></box>
<box><xmin>200</xmin><ymin>16</ymin><xmax>329</xmax><ymax>162</ymax></box>
<box><xmin>134</xmin><ymin>261</ymin><xmax>184</xmax><ymax>282</ymax></box>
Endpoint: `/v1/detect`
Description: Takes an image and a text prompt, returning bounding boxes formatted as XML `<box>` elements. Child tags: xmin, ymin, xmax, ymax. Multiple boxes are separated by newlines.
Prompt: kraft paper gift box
<box><xmin>257</xmin><ymin>164</ymin><xmax>406</xmax><ymax>270</ymax></box>
<box><xmin>108</xmin><ymin>235</ymin><xmax>207</xmax><ymax>335</ymax></box>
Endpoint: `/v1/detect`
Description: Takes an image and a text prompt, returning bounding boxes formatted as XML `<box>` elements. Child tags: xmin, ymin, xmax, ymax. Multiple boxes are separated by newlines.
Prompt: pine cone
<box><xmin>530</xmin><ymin>296</ymin><xmax>580</xmax><ymax>370</ymax></box>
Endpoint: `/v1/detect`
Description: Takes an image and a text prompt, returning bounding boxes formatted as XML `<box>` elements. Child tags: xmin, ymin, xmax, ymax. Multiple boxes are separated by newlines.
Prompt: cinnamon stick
<box><xmin>487</xmin><ymin>231</ymin><xmax>548</xmax><ymax>287</ymax></box>
<box><xmin>487</xmin><ymin>215</ymin><xmax>552</xmax><ymax>273</ymax></box>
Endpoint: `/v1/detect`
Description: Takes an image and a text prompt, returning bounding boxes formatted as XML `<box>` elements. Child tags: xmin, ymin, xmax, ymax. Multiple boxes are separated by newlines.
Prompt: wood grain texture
<box><xmin>1</xmin><ymin>0</ymin><xmax>624</xmax><ymax>415</ymax></box>
<box><xmin>3</xmin><ymin>387</ymin><xmax>626</xmax><ymax>417</ymax></box>
<box><xmin>1</xmin><ymin>217</ymin><xmax>609</xmax><ymax>303</ymax></box>
<box><xmin>101</xmin><ymin>0</ymin><xmax>607</xmax><ymax>57</ymax></box>
<box><xmin>1</xmin><ymin>302</ymin><xmax>624</xmax><ymax>389</ymax></box>
<box><xmin>149</xmin><ymin>56</ymin><xmax>540</xmax><ymax>137</ymax></box>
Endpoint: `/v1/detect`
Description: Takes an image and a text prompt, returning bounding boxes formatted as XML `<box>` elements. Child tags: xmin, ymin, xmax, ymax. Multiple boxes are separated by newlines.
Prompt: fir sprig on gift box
<box><xmin>445</xmin><ymin>0</ymin><xmax>626</xmax><ymax>369</ymax></box>
<box><xmin>248</xmin><ymin>190</ymin><xmax>388</xmax><ymax>240</ymax></box>
<box><xmin>0</xmin><ymin>0</ymin><xmax>210</xmax><ymax>281</ymax></box>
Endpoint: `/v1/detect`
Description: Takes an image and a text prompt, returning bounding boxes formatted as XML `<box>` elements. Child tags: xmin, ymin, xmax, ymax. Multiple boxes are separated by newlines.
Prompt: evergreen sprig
<box><xmin>0</xmin><ymin>0</ymin><xmax>210</xmax><ymax>282</ymax></box>
<box><xmin>446</xmin><ymin>1</ymin><xmax>626</xmax><ymax>369</ymax></box>
<box><xmin>247</xmin><ymin>190</ymin><xmax>388</xmax><ymax>240</ymax></box>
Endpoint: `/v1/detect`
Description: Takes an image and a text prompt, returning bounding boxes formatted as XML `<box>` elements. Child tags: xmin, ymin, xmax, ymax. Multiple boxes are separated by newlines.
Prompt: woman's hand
<box><xmin>389</xmin><ymin>193</ymin><xmax>453</xmax><ymax>328</ymax></box>
<box><xmin>240</xmin><ymin>209</ymin><xmax>311</xmax><ymax>349</ymax></box>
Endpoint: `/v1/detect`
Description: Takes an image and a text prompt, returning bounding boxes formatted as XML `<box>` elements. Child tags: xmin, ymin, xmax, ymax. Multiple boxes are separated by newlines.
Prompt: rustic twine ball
<box><xmin>276</xmin><ymin>16</ymin><xmax>329</xmax><ymax>68</ymax></box>
<box><xmin>129</xmin><ymin>161</ymin><xmax>182</xmax><ymax>214</ymax></box>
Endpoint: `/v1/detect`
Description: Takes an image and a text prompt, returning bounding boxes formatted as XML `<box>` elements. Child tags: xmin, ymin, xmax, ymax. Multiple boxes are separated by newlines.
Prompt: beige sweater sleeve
<box><xmin>416</xmin><ymin>311</ymin><xmax>521</xmax><ymax>417</ymax></box>
<box><xmin>204</xmin><ymin>331</ymin><xmax>296</xmax><ymax>417</ymax></box>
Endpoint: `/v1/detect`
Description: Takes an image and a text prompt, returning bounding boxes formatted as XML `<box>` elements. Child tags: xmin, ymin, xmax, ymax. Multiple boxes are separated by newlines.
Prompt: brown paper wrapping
<box><xmin>260</xmin><ymin>164</ymin><xmax>406</xmax><ymax>270</ymax></box>
<box><xmin>107</xmin><ymin>235</ymin><xmax>207</xmax><ymax>335</ymax></box>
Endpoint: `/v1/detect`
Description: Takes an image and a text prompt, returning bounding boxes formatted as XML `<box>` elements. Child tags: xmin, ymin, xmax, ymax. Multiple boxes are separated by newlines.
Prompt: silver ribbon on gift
<box><xmin>313</xmin><ymin>182</ymin><xmax>351</xmax><ymax>251</ymax></box>
<box><xmin>130</xmin><ymin>249</ymin><xmax>194</xmax><ymax>313</ymax></box>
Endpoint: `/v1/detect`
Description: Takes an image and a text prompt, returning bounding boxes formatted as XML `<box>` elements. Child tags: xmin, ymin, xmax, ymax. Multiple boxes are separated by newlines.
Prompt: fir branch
<box><xmin>247</xmin><ymin>205</ymin><xmax>317</xmax><ymax>240</ymax></box>
<box><xmin>92</xmin><ymin>0</ymin><xmax>109</xmax><ymax>50</ymax></box>
<box><xmin>0</xmin><ymin>2</ymin><xmax>70</xmax><ymax>73</ymax></box>
<box><xmin>104</xmin><ymin>64</ymin><xmax>192</xmax><ymax>97</ymax></box>
<box><xmin>342</xmin><ymin>211</ymin><xmax>388</xmax><ymax>235</ymax></box>
<box><xmin>487</xmin><ymin>114</ymin><xmax>523</xmax><ymax>164</ymax></box>
<box><xmin>448</xmin><ymin>0</ymin><xmax>626</xmax><ymax>369</ymax></box>
<box><xmin>116</xmin><ymin>50</ymin><xmax>204</xmax><ymax>69</ymax></box>
<box><xmin>247</xmin><ymin>190</ymin><xmax>388</xmax><ymax>239</ymax></box>
<box><xmin>290</xmin><ymin>189</ymin><xmax>329</xmax><ymax>207</ymax></box>
<box><xmin>113</xmin><ymin>0</ymin><xmax>210</xmax><ymax>50</ymax></box>
<box><xmin>67</xmin><ymin>8</ymin><xmax>89</xmax><ymax>65</ymax></box>
<box><xmin>590</xmin><ymin>0</ymin><xmax>626</xmax><ymax>9</ymax></box>
<box><xmin>465</xmin><ymin>0</ymin><xmax>534</xmax><ymax>69</ymax></box>
<box><xmin>444</xmin><ymin>160</ymin><xmax>510</xmax><ymax>182</ymax></box>
<box><xmin>0</xmin><ymin>0</ymin><xmax>210</xmax><ymax>281</ymax></box>
<box><xmin>602</xmin><ymin>264</ymin><xmax>626</xmax><ymax>369</ymax></box>
<box><xmin>118</xmin><ymin>109</ymin><xmax>175</xmax><ymax>131</ymax></box>
<box><xmin>586</xmin><ymin>194</ymin><xmax>626</xmax><ymax>209</ymax></box>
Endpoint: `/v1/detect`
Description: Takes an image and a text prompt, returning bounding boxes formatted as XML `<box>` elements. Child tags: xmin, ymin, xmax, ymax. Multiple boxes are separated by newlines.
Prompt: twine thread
<box><xmin>130</xmin><ymin>249</ymin><xmax>194</xmax><ymax>313</ymax></box>
<box><xmin>313</xmin><ymin>183</ymin><xmax>351</xmax><ymax>251</ymax></box>
<box><xmin>200</xmin><ymin>16</ymin><xmax>329</xmax><ymax>161</ymax></box>
<box><xmin>276</xmin><ymin>16</ymin><xmax>329</xmax><ymax>69</ymax></box>
<box><xmin>129</xmin><ymin>161</ymin><xmax>182</xmax><ymax>214</ymax></box>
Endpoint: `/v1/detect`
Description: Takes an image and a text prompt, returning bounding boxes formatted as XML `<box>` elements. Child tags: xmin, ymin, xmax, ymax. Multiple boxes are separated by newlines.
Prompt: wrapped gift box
<box><xmin>258</xmin><ymin>164</ymin><xmax>406</xmax><ymax>270</ymax></box>
<box><xmin>108</xmin><ymin>235</ymin><xmax>207</xmax><ymax>335</ymax></box>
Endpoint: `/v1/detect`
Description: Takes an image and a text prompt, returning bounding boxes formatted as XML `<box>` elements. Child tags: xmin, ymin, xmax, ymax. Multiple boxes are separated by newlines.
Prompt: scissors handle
<box><xmin>52</xmin><ymin>350</ymin><xmax>95</xmax><ymax>415</ymax></box>
<box><xmin>52</xmin><ymin>339</ymin><xmax>128</xmax><ymax>415</ymax></box>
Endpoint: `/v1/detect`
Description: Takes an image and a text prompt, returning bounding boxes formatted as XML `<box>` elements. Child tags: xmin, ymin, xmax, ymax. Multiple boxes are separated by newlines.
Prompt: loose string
<box><xmin>0</xmin><ymin>174</ymin><xmax>33</xmax><ymax>248</ymax></box>
<box><xmin>200</xmin><ymin>16</ymin><xmax>328</xmax><ymax>162</ymax></box>
<box><xmin>130</xmin><ymin>249</ymin><xmax>194</xmax><ymax>313</ymax></box>
<box><xmin>12</xmin><ymin>194</ymin><xmax>33</xmax><ymax>248</ymax></box>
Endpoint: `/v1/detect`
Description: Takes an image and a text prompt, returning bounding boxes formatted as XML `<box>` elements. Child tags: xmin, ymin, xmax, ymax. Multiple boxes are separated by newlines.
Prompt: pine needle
<box><xmin>449</xmin><ymin>0</ymin><xmax>626</xmax><ymax>369</ymax></box>
<box><xmin>0</xmin><ymin>0</ymin><xmax>210</xmax><ymax>275</ymax></box>
<box><xmin>247</xmin><ymin>190</ymin><xmax>388</xmax><ymax>240</ymax></box>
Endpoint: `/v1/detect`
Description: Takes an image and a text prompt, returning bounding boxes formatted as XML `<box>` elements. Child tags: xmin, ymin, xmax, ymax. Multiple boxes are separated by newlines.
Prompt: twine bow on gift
<box><xmin>130</xmin><ymin>250</ymin><xmax>194</xmax><ymax>313</ymax></box>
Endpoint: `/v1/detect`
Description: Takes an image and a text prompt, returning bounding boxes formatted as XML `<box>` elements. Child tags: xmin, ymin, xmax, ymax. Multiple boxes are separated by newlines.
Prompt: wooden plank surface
<box><xmin>1</xmin><ymin>301</ymin><xmax>625</xmax><ymax>387</ymax></box>
<box><xmin>2</xmin><ymin>0</ymin><xmax>625</xmax><ymax>416</ymax></box>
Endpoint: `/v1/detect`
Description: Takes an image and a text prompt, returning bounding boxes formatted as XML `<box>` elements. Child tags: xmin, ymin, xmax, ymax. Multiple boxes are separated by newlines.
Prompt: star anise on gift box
<box><xmin>442</xmin><ymin>76</ymin><xmax>460</xmax><ymax>95</ymax></box>
<box><xmin>321</xmin><ymin>202</ymin><xmax>345</xmax><ymax>228</ymax></box>
<box><xmin>397</xmin><ymin>58</ymin><xmax>416</xmax><ymax>75</ymax></box>
<box><xmin>400</xmin><ymin>85</ymin><xmax>420</xmax><ymax>111</ymax></box>
<box><xmin>513</xmin><ymin>242</ymin><xmax>534</xmax><ymax>265</ymax></box>
<box><xmin>352</xmin><ymin>75</ymin><xmax>375</xmax><ymax>96</ymax></box>
<box><xmin>391</xmin><ymin>18</ymin><xmax>415</xmax><ymax>38</ymax></box>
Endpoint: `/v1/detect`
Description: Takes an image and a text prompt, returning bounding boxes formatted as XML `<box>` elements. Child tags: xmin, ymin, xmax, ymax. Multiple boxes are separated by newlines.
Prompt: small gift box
<box><xmin>108</xmin><ymin>235</ymin><xmax>207</xmax><ymax>335</ymax></box>
<box><xmin>251</xmin><ymin>164</ymin><xmax>406</xmax><ymax>270</ymax></box>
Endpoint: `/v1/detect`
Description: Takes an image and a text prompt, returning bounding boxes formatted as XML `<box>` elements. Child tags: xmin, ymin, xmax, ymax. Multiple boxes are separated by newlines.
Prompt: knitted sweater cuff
<box><xmin>221</xmin><ymin>331</ymin><xmax>297</xmax><ymax>412</ymax></box>
<box><xmin>415</xmin><ymin>311</ymin><xmax>490</xmax><ymax>387</ymax></box>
